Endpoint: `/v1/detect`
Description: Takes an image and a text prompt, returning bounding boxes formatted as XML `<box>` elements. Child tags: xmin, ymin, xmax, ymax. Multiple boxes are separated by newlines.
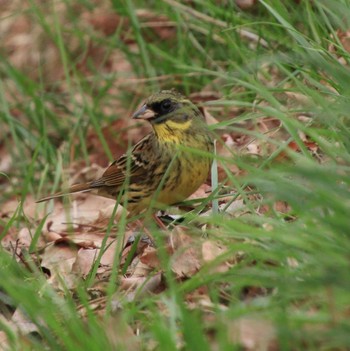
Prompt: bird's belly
<box><xmin>157</xmin><ymin>157</ymin><xmax>210</xmax><ymax>206</ymax></box>
<box><xmin>125</xmin><ymin>164</ymin><xmax>209</xmax><ymax>215</ymax></box>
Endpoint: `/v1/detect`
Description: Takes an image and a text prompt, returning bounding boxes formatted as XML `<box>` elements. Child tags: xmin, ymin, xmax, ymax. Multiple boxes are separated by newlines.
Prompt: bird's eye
<box><xmin>160</xmin><ymin>99</ymin><xmax>172</xmax><ymax>112</ymax></box>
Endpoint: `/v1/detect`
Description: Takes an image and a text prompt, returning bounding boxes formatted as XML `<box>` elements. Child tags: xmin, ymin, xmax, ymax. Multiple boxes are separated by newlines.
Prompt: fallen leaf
<box><xmin>41</xmin><ymin>243</ymin><xmax>79</xmax><ymax>290</ymax></box>
<box><xmin>104</xmin><ymin>315</ymin><xmax>140</xmax><ymax>350</ymax></box>
<box><xmin>120</xmin><ymin>273</ymin><xmax>163</xmax><ymax>298</ymax></box>
<box><xmin>39</xmin><ymin>194</ymin><xmax>122</xmax><ymax>239</ymax></box>
<box><xmin>0</xmin><ymin>330</ymin><xmax>8</xmax><ymax>349</ymax></box>
<box><xmin>171</xmin><ymin>246</ymin><xmax>201</xmax><ymax>278</ymax></box>
<box><xmin>139</xmin><ymin>246</ymin><xmax>160</xmax><ymax>270</ymax></box>
<box><xmin>228</xmin><ymin>317</ymin><xmax>277</xmax><ymax>351</ymax></box>
<box><xmin>72</xmin><ymin>248</ymin><xmax>98</xmax><ymax>277</ymax></box>
<box><xmin>17</xmin><ymin>228</ymin><xmax>46</xmax><ymax>250</ymax></box>
<box><xmin>10</xmin><ymin>308</ymin><xmax>38</xmax><ymax>335</ymax></box>
<box><xmin>236</xmin><ymin>0</ymin><xmax>257</xmax><ymax>10</ymax></box>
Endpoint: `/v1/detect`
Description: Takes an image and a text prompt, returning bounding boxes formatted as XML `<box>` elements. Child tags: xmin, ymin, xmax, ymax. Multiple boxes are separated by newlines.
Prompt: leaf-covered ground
<box><xmin>1</xmin><ymin>1</ymin><xmax>350</xmax><ymax>350</ymax></box>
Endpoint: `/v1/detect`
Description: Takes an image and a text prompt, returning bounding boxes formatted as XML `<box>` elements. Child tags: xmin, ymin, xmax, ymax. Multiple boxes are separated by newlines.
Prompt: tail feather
<box><xmin>36</xmin><ymin>182</ymin><xmax>92</xmax><ymax>203</ymax></box>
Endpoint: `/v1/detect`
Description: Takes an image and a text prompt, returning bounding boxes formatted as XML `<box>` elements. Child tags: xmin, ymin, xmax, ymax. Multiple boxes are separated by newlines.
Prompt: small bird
<box><xmin>37</xmin><ymin>90</ymin><xmax>213</xmax><ymax>216</ymax></box>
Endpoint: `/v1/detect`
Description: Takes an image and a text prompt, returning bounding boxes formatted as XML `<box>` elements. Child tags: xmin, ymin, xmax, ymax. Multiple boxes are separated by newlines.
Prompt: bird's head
<box><xmin>132</xmin><ymin>90</ymin><xmax>205</xmax><ymax>142</ymax></box>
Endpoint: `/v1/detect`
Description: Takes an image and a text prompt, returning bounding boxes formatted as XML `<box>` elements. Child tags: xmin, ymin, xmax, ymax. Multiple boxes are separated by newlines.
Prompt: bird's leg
<box><xmin>135</xmin><ymin>219</ymin><xmax>155</xmax><ymax>242</ymax></box>
<box><xmin>152</xmin><ymin>213</ymin><xmax>168</xmax><ymax>231</ymax></box>
<box><xmin>132</xmin><ymin>214</ymin><xmax>167</xmax><ymax>246</ymax></box>
<box><xmin>126</xmin><ymin>210</ymin><xmax>168</xmax><ymax>248</ymax></box>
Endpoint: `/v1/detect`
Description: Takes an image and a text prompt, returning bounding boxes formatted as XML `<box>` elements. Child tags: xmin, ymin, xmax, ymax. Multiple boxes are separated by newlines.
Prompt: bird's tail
<box><xmin>36</xmin><ymin>182</ymin><xmax>92</xmax><ymax>203</ymax></box>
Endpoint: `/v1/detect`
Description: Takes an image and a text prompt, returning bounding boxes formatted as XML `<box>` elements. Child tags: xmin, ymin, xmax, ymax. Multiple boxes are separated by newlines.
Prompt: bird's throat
<box><xmin>153</xmin><ymin>120</ymin><xmax>192</xmax><ymax>143</ymax></box>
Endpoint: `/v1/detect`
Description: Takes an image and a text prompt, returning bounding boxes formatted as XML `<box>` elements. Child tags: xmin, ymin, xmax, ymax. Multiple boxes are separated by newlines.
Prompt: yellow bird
<box><xmin>37</xmin><ymin>90</ymin><xmax>213</xmax><ymax>216</ymax></box>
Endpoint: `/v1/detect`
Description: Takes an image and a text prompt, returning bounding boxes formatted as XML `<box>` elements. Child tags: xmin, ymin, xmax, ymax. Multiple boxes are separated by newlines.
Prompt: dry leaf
<box><xmin>329</xmin><ymin>29</ymin><xmax>350</xmax><ymax>65</ymax></box>
<box><xmin>228</xmin><ymin>317</ymin><xmax>277</xmax><ymax>351</ymax></box>
<box><xmin>139</xmin><ymin>246</ymin><xmax>160</xmax><ymax>270</ymax></box>
<box><xmin>41</xmin><ymin>243</ymin><xmax>79</xmax><ymax>290</ymax></box>
<box><xmin>10</xmin><ymin>308</ymin><xmax>39</xmax><ymax>335</ymax></box>
<box><xmin>120</xmin><ymin>273</ymin><xmax>162</xmax><ymax>297</ymax></box>
<box><xmin>171</xmin><ymin>246</ymin><xmax>201</xmax><ymax>278</ymax></box>
<box><xmin>39</xmin><ymin>195</ymin><xmax>121</xmax><ymax>238</ymax></box>
<box><xmin>236</xmin><ymin>0</ymin><xmax>257</xmax><ymax>10</ymax></box>
<box><xmin>201</xmin><ymin>240</ymin><xmax>230</xmax><ymax>273</ymax></box>
<box><xmin>0</xmin><ymin>330</ymin><xmax>8</xmax><ymax>350</ymax></box>
<box><xmin>17</xmin><ymin>228</ymin><xmax>45</xmax><ymax>251</ymax></box>
<box><xmin>72</xmin><ymin>248</ymin><xmax>98</xmax><ymax>277</ymax></box>
<box><xmin>104</xmin><ymin>315</ymin><xmax>140</xmax><ymax>350</ymax></box>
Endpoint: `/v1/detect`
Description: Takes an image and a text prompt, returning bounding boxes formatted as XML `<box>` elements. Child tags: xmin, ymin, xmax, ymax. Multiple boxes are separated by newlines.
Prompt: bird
<box><xmin>37</xmin><ymin>90</ymin><xmax>214</xmax><ymax>217</ymax></box>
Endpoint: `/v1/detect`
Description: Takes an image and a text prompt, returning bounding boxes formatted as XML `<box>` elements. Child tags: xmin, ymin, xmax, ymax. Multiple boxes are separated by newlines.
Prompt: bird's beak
<box><xmin>132</xmin><ymin>104</ymin><xmax>155</xmax><ymax>120</ymax></box>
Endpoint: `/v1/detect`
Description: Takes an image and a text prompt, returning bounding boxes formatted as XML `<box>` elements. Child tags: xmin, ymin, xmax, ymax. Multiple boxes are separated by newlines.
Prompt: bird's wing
<box><xmin>90</xmin><ymin>134</ymin><xmax>155</xmax><ymax>189</ymax></box>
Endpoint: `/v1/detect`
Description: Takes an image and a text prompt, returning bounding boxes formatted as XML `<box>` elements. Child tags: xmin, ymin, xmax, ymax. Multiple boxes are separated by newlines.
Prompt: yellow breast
<box><xmin>160</xmin><ymin>156</ymin><xmax>209</xmax><ymax>204</ymax></box>
<box><xmin>126</xmin><ymin>118</ymin><xmax>212</xmax><ymax>215</ymax></box>
<box><xmin>152</xmin><ymin>120</ymin><xmax>193</xmax><ymax>143</ymax></box>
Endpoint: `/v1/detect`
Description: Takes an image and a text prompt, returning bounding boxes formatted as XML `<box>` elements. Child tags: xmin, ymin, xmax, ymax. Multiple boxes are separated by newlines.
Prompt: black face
<box><xmin>149</xmin><ymin>98</ymin><xmax>177</xmax><ymax>120</ymax></box>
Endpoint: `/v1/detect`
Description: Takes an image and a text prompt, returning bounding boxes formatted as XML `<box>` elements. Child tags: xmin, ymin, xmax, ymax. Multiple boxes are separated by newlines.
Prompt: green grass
<box><xmin>1</xmin><ymin>0</ymin><xmax>350</xmax><ymax>349</ymax></box>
